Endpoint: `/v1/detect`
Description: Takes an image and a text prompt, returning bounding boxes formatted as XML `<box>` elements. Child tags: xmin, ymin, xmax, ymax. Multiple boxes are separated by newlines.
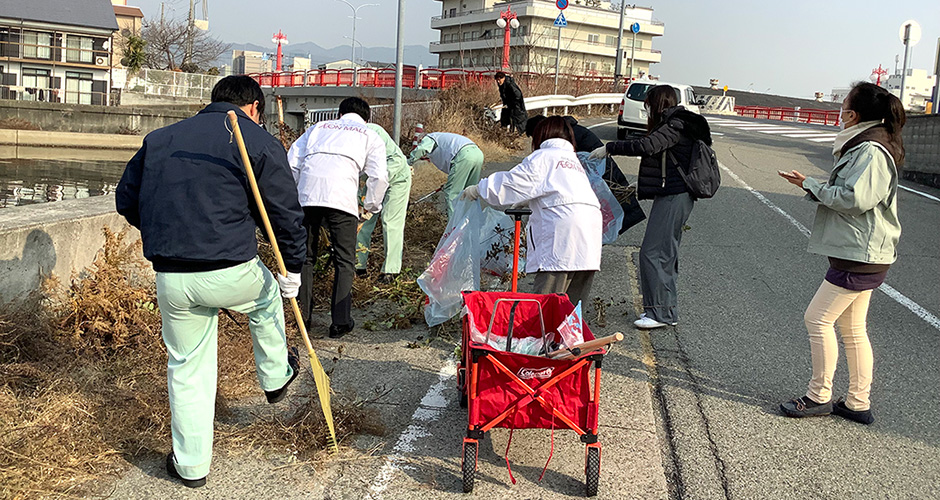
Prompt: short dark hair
<box><xmin>338</xmin><ymin>97</ymin><xmax>370</xmax><ymax>121</ymax></box>
<box><xmin>494</xmin><ymin>71</ymin><xmax>506</xmax><ymax>80</ymax></box>
<box><xmin>525</xmin><ymin>115</ymin><xmax>546</xmax><ymax>137</ymax></box>
<box><xmin>211</xmin><ymin>75</ymin><xmax>265</xmax><ymax>116</ymax></box>
<box><xmin>531</xmin><ymin>115</ymin><xmax>576</xmax><ymax>150</ymax></box>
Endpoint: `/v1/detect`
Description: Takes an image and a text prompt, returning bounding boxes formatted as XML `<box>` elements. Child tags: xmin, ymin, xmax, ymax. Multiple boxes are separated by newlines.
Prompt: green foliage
<box><xmin>120</xmin><ymin>34</ymin><xmax>147</xmax><ymax>74</ymax></box>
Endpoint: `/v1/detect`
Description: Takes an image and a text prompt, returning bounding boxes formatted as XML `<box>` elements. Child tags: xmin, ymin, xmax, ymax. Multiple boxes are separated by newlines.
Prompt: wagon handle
<box><xmin>484</xmin><ymin>298</ymin><xmax>549</xmax><ymax>353</ymax></box>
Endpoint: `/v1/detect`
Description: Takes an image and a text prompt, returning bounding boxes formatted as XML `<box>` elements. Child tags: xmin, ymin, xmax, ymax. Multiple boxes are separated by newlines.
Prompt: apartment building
<box><xmin>885</xmin><ymin>68</ymin><xmax>936</xmax><ymax>111</ymax></box>
<box><xmin>233</xmin><ymin>50</ymin><xmax>272</xmax><ymax>75</ymax></box>
<box><xmin>0</xmin><ymin>0</ymin><xmax>118</xmax><ymax>105</ymax></box>
<box><xmin>430</xmin><ymin>0</ymin><xmax>663</xmax><ymax>77</ymax></box>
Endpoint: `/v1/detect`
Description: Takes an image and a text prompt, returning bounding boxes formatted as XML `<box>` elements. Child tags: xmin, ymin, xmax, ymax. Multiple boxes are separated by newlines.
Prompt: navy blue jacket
<box><xmin>116</xmin><ymin>102</ymin><xmax>306</xmax><ymax>273</ymax></box>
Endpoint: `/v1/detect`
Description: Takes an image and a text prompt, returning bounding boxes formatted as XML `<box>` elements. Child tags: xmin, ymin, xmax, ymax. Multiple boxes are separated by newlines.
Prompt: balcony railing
<box><xmin>432</xmin><ymin>0</ymin><xmax>664</xmax><ymax>26</ymax></box>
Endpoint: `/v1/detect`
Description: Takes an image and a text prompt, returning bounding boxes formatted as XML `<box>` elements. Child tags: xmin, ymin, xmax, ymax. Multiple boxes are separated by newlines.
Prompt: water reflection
<box><xmin>0</xmin><ymin>158</ymin><xmax>126</xmax><ymax>208</ymax></box>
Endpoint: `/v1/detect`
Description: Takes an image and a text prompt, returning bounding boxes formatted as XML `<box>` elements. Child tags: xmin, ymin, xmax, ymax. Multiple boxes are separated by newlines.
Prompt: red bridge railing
<box><xmin>249</xmin><ymin>69</ymin><xmax>630</xmax><ymax>94</ymax></box>
<box><xmin>734</xmin><ymin>106</ymin><xmax>841</xmax><ymax>127</ymax></box>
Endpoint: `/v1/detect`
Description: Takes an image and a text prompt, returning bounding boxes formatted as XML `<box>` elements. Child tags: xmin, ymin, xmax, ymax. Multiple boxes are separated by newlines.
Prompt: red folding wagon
<box><xmin>456</xmin><ymin>289</ymin><xmax>607</xmax><ymax>496</ymax></box>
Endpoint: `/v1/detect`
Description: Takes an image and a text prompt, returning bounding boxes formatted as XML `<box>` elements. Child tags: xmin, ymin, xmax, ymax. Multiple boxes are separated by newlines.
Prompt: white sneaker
<box><xmin>634</xmin><ymin>316</ymin><xmax>676</xmax><ymax>329</ymax></box>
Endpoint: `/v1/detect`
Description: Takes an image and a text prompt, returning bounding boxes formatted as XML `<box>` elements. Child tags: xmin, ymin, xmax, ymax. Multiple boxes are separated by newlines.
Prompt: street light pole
<box><xmin>497</xmin><ymin>6</ymin><xmax>519</xmax><ymax>70</ymax></box>
<box><xmin>393</xmin><ymin>0</ymin><xmax>405</xmax><ymax>142</ymax></box>
<box><xmin>613</xmin><ymin>1</ymin><xmax>625</xmax><ymax>85</ymax></box>
<box><xmin>335</xmin><ymin>0</ymin><xmax>378</xmax><ymax>86</ymax></box>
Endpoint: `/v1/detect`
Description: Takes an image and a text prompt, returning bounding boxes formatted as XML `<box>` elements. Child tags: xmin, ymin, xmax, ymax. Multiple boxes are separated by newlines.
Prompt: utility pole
<box><xmin>554</xmin><ymin>27</ymin><xmax>561</xmax><ymax>94</ymax></box>
<box><xmin>182</xmin><ymin>0</ymin><xmax>195</xmax><ymax>70</ymax></box>
<box><xmin>613</xmin><ymin>1</ymin><xmax>625</xmax><ymax>87</ymax></box>
<box><xmin>933</xmin><ymin>37</ymin><xmax>940</xmax><ymax>114</ymax></box>
<box><xmin>900</xmin><ymin>23</ymin><xmax>912</xmax><ymax>107</ymax></box>
<box><xmin>393</xmin><ymin>0</ymin><xmax>405</xmax><ymax>143</ymax></box>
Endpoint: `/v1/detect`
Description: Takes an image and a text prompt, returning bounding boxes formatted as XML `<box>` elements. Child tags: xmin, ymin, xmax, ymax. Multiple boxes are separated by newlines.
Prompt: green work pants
<box><xmin>156</xmin><ymin>257</ymin><xmax>294</xmax><ymax>480</ymax></box>
<box><xmin>357</xmin><ymin>173</ymin><xmax>413</xmax><ymax>274</ymax></box>
<box><xmin>442</xmin><ymin>145</ymin><xmax>484</xmax><ymax>220</ymax></box>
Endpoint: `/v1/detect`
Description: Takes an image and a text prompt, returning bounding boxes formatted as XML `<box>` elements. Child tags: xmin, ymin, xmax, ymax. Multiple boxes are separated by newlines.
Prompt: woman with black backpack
<box><xmin>589</xmin><ymin>84</ymin><xmax>713</xmax><ymax>329</ymax></box>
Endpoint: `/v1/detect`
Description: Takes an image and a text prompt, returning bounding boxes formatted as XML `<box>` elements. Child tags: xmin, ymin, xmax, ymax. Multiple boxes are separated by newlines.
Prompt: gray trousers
<box><xmin>639</xmin><ymin>193</ymin><xmax>694</xmax><ymax>323</ymax></box>
<box><xmin>532</xmin><ymin>270</ymin><xmax>596</xmax><ymax>307</ymax></box>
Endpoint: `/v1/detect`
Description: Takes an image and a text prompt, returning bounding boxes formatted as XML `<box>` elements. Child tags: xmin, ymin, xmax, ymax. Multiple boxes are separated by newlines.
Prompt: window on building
<box><xmin>66</xmin><ymin>36</ymin><xmax>93</xmax><ymax>63</ymax></box>
<box><xmin>65</xmin><ymin>71</ymin><xmax>93</xmax><ymax>104</ymax></box>
<box><xmin>21</xmin><ymin>68</ymin><xmax>54</xmax><ymax>102</ymax></box>
<box><xmin>511</xmin><ymin>25</ymin><xmax>527</xmax><ymax>37</ymax></box>
<box><xmin>481</xmin><ymin>29</ymin><xmax>492</xmax><ymax>40</ymax></box>
<box><xmin>471</xmin><ymin>31</ymin><xmax>479</xmax><ymax>40</ymax></box>
<box><xmin>587</xmin><ymin>34</ymin><xmax>599</xmax><ymax>44</ymax></box>
<box><xmin>449</xmin><ymin>8</ymin><xmax>456</xmax><ymax>17</ymax></box>
<box><xmin>463</xmin><ymin>31</ymin><xmax>471</xmax><ymax>41</ymax></box>
<box><xmin>23</xmin><ymin>31</ymin><xmax>52</xmax><ymax>60</ymax></box>
<box><xmin>585</xmin><ymin>61</ymin><xmax>598</xmax><ymax>71</ymax></box>
<box><xmin>606</xmin><ymin>35</ymin><xmax>617</xmax><ymax>47</ymax></box>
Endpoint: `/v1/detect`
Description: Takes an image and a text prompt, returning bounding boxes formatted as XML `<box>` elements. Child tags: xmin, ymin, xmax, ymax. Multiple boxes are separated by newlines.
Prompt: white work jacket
<box><xmin>477</xmin><ymin>138</ymin><xmax>602</xmax><ymax>273</ymax></box>
<box><xmin>409</xmin><ymin>132</ymin><xmax>475</xmax><ymax>174</ymax></box>
<box><xmin>288</xmin><ymin>113</ymin><xmax>389</xmax><ymax>216</ymax></box>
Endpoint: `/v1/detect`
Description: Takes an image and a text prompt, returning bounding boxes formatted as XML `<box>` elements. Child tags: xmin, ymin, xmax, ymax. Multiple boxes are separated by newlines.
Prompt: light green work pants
<box><xmin>357</xmin><ymin>173</ymin><xmax>413</xmax><ymax>274</ymax></box>
<box><xmin>442</xmin><ymin>145</ymin><xmax>484</xmax><ymax>220</ymax></box>
<box><xmin>156</xmin><ymin>257</ymin><xmax>294</xmax><ymax>480</ymax></box>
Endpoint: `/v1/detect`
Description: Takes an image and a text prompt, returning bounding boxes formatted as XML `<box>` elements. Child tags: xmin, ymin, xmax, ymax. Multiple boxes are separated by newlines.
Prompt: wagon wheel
<box><xmin>585</xmin><ymin>445</ymin><xmax>600</xmax><ymax>497</ymax></box>
<box><xmin>462</xmin><ymin>440</ymin><xmax>478</xmax><ymax>493</ymax></box>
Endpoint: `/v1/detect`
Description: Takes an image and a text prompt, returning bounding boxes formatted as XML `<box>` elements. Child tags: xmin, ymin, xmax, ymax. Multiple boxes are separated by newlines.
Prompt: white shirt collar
<box><xmin>539</xmin><ymin>138</ymin><xmax>575</xmax><ymax>151</ymax></box>
<box><xmin>340</xmin><ymin>113</ymin><xmax>366</xmax><ymax>124</ymax></box>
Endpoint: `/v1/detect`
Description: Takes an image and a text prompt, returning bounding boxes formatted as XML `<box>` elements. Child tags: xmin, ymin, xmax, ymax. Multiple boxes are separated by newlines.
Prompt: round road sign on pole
<box><xmin>631</xmin><ymin>22</ymin><xmax>640</xmax><ymax>34</ymax></box>
<box><xmin>556</xmin><ymin>0</ymin><xmax>568</xmax><ymax>10</ymax></box>
<box><xmin>899</xmin><ymin>20</ymin><xmax>922</xmax><ymax>46</ymax></box>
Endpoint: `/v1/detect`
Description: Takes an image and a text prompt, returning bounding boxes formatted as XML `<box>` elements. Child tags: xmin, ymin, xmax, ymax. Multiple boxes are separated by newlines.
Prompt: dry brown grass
<box><xmin>0</xmin><ymin>228</ymin><xmax>387</xmax><ymax>500</ymax></box>
<box><xmin>0</xmin><ymin>118</ymin><xmax>41</xmax><ymax>131</ymax></box>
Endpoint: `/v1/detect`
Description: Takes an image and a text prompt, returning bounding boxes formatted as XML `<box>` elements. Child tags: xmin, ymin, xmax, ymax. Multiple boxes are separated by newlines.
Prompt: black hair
<box><xmin>644</xmin><ymin>84</ymin><xmax>678</xmax><ymax>132</ymax></box>
<box><xmin>532</xmin><ymin>115</ymin><xmax>576</xmax><ymax>150</ymax></box>
<box><xmin>494</xmin><ymin>71</ymin><xmax>506</xmax><ymax>80</ymax></box>
<box><xmin>211</xmin><ymin>75</ymin><xmax>265</xmax><ymax>116</ymax></box>
<box><xmin>338</xmin><ymin>97</ymin><xmax>371</xmax><ymax>121</ymax></box>
<box><xmin>846</xmin><ymin>82</ymin><xmax>906</xmax><ymax>153</ymax></box>
<box><xmin>525</xmin><ymin>115</ymin><xmax>546</xmax><ymax>137</ymax></box>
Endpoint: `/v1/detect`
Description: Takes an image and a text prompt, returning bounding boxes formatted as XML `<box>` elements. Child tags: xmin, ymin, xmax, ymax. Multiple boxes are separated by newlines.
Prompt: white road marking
<box><xmin>757</xmin><ymin>128</ymin><xmax>802</xmax><ymax>133</ymax></box>
<box><xmin>587</xmin><ymin>120</ymin><xmax>618</xmax><ymax>129</ymax></box>
<box><xmin>718</xmin><ymin>161</ymin><xmax>940</xmax><ymax>333</ymax></box>
<box><xmin>807</xmin><ymin>137</ymin><xmax>837</xmax><ymax>143</ymax></box>
<box><xmin>369</xmin><ymin>359</ymin><xmax>457</xmax><ymax>498</ymax></box>
<box><xmin>782</xmin><ymin>133</ymin><xmax>839</xmax><ymax>138</ymax></box>
<box><xmin>899</xmin><ymin>184</ymin><xmax>940</xmax><ymax>203</ymax></box>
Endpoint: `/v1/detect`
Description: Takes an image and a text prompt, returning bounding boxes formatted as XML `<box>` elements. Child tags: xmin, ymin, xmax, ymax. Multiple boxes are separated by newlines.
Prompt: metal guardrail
<box><xmin>305</xmin><ymin>101</ymin><xmax>439</xmax><ymax>127</ymax></box>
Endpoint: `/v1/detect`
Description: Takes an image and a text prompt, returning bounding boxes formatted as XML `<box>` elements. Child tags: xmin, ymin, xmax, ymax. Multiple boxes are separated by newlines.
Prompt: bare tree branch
<box><xmin>141</xmin><ymin>17</ymin><xmax>229</xmax><ymax>72</ymax></box>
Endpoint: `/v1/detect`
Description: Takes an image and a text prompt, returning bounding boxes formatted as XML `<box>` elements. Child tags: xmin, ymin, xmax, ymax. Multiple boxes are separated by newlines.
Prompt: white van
<box><xmin>617</xmin><ymin>80</ymin><xmax>703</xmax><ymax>139</ymax></box>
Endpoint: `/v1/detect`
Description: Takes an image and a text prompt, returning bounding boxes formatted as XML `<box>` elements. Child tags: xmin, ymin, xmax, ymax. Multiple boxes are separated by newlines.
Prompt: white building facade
<box><xmin>885</xmin><ymin>68</ymin><xmax>936</xmax><ymax>111</ymax></box>
<box><xmin>430</xmin><ymin>0</ymin><xmax>663</xmax><ymax>77</ymax></box>
<box><xmin>0</xmin><ymin>0</ymin><xmax>118</xmax><ymax>105</ymax></box>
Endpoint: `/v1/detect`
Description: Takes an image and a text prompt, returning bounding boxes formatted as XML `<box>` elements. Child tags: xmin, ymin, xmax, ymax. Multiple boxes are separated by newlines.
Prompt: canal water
<box><xmin>0</xmin><ymin>155</ymin><xmax>128</xmax><ymax>209</ymax></box>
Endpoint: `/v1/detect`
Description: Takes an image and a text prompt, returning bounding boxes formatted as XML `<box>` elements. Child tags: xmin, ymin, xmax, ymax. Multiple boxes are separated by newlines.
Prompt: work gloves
<box><xmin>276</xmin><ymin>272</ymin><xmax>302</xmax><ymax>299</ymax></box>
<box><xmin>358</xmin><ymin>208</ymin><xmax>374</xmax><ymax>224</ymax></box>
<box><xmin>588</xmin><ymin>145</ymin><xmax>609</xmax><ymax>160</ymax></box>
<box><xmin>459</xmin><ymin>185</ymin><xmax>480</xmax><ymax>201</ymax></box>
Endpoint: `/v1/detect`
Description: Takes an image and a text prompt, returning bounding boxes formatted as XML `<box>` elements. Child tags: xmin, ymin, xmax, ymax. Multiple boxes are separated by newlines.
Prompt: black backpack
<box><xmin>664</xmin><ymin>139</ymin><xmax>721</xmax><ymax>199</ymax></box>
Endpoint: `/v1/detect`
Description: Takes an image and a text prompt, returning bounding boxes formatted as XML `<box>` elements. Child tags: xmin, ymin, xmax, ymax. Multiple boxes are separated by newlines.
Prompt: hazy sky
<box><xmin>131</xmin><ymin>0</ymin><xmax>939</xmax><ymax>99</ymax></box>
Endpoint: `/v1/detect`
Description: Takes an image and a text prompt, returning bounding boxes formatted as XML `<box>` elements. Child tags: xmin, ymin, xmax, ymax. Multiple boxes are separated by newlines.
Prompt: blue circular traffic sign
<box><xmin>556</xmin><ymin>0</ymin><xmax>568</xmax><ymax>10</ymax></box>
<box><xmin>631</xmin><ymin>22</ymin><xmax>641</xmax><ymax>33</ymax></box>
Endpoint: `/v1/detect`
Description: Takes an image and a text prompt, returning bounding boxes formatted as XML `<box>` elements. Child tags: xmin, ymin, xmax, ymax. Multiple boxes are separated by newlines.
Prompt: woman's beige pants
<box><xmin>804</xmin><ymin>280</ymin><xmax>874</xmax><ymax>411</ymax></box>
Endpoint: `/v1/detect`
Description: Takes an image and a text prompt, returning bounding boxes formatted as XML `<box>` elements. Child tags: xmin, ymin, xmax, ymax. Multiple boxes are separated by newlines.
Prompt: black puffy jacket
<box><xmin>605</xmin><ymin>106</ymin><xmax>712</xmax><ymax>200</ymax></box>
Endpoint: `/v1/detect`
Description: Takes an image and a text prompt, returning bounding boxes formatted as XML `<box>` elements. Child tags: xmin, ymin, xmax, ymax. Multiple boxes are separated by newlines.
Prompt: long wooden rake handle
<box><xmin>226</xmin><ymin>110</ymin><xmax>338</xmax><ymax>452</ymax></box>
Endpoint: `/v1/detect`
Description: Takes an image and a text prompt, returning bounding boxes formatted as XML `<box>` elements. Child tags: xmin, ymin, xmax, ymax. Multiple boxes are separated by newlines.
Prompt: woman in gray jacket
<box><xmin>778</xmin><ymin>82</ymin><xmax>905</xmax><ymax>425</ymax></box>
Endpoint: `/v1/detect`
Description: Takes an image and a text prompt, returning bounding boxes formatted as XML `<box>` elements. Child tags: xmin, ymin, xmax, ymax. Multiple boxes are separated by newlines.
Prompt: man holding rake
<box><xmin>116</xmin><ymin>75</ymin><xmax>306</xmax><ymax>488</ymax></box>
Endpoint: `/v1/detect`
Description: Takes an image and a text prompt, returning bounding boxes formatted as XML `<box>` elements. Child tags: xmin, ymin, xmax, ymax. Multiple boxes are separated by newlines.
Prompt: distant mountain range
<box><xmin>222</xmin><ymin>41</ymin><xmax>438</xmax><ymax>69</ymax></box>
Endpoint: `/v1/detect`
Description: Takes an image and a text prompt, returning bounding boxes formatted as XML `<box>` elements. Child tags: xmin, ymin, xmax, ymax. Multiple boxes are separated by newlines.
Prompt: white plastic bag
<box><xmin>577</xmin><ymin>152</ymin><xmax>624</xmax><ymax>244</ymax></box>
<box><xmin>417</xmin><ymin>199</ymin><xmax>482</xmax><ymax>326</ymax></box>
<box><xmin>479</xmin><ymin>207</ymin><xmax>521</xmax><ymax>277</ymax></box>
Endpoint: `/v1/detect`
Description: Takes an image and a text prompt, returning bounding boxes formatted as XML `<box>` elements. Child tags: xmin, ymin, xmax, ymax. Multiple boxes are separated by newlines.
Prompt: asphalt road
<box><xmin>107</xmin><ymin>115</ymin><xmax>940</xmax><ymax>499</ymax></box>
<box><xmin>590</xmin><ymin>115</ymin><xmax>940</xmax><ymax>499</ymax></box>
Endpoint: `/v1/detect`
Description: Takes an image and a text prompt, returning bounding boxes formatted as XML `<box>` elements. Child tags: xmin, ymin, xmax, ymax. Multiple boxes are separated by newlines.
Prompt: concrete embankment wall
<box><xmin>0</xmin><ymin>99</ymin><xmax>196</xmax><ymax>135</ymax></box>
<box><xmin>0</xmin><ymin>196</ymin><xmax>137</xmax><ymax>304</ymax></box>
<box><xmin>902</xmin><ymin>114</ymin><xmax>940</xmax><ymax>189</ymax></box>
